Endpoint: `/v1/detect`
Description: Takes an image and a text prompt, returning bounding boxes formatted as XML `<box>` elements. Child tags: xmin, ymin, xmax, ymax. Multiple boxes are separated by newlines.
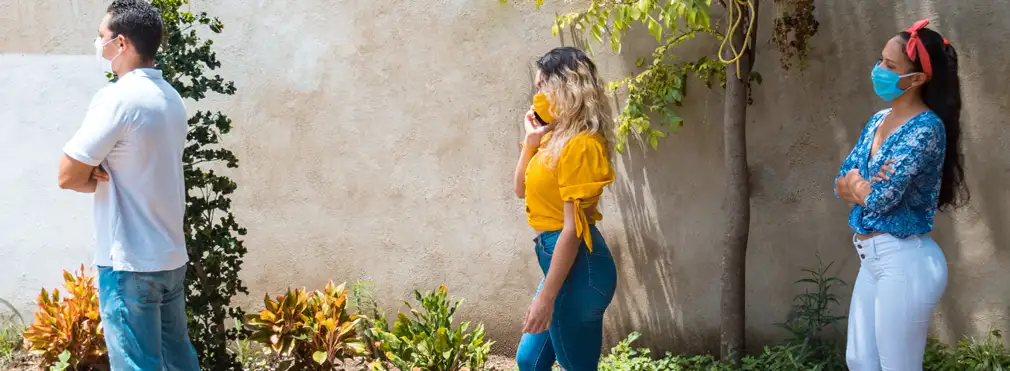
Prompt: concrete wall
<box><xmin>2</xmin><ymin>0</ymin><xmax>1008</xmax><ymax>355</ymax></box>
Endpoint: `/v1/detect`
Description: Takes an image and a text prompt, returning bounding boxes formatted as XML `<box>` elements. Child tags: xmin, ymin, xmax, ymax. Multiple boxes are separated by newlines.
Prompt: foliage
<box><xmin>370</xmin><ymin>286</ymin><xmax>492</xmax><ymax>371</ymax></box>
<box><xmin>230</xmin><ymin>317</ymin><xmax>272</xmax><ymax>371</ymax></box>
<box><xmin>736</xmin><ymin>257</ymin><xmax>847</xmax><ymax>370</ymax></box>
<box><xmin>0</xmin><ymin>299</ymin><xmax>25</xmax><ymax>366</ymax></box>
<box><xmin>771</xmin><ymin>0</ymin><xmax>819</xmax><ymax>70</ymax></box>
<box><xmin>22</xmin><ymin>265</ymin><xmax>108</xmax><ymax>369</ymax></box>
<box><xmin>738</xmin><ymin>342</ymin><xmax>845</xmax><ymax>370</ymax></box>
<box><xmin>924</xmin><ymin>329</ymin><xmax>1010</xmax><ymax>371</ymax></box>
<box><xmin>774</xmin><ymin>256</ymin><xmax>846</xmax><ymax>346</ymax></box>
<box><xmin>348</xmin><ymin>282</ymin><xmax>389</xmax><ymax>361</ymax></box>
<box><xmin>50</xmin><ymin>351</ymin><xmax>72</xmax><ymax>371</ymax></box>
<box><xmin>244</xmin><ymin>282</ymin><xmax>367</xmax><ymax>370</ymax></box>
<box><xmin>147</xmin><ymin>0</ymin><xmax>248</xmax><ymax>369</ymax></box>
<box><xmin>599</xmin><ymin>332</ymin><xmax>729</xmax><ymax>371</ymax></box>
<box><xmin>502</xmin><ymin>0</ymin><xmax>727</xmax><ymax>152</ymax></box>
<box><xmin>600</xmin><ymin>260</ymin><xmax>848</xmax><ymax>370</ymax></box>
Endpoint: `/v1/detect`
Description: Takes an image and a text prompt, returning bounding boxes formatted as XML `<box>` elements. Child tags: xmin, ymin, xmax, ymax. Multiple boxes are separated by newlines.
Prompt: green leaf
<box><xmin>647</xmin><ymin>17</ymin><xmax>662</xmax><ymax>43</ymax></box>
<box><xmin>313</xmin><ymin>351</ymin><xmax>327</xmax><ymax>365</ymax></box>
<box><xmin>629</xmin><ymin>5</ymin><xmax>642</xmax><ymax>20</ymax></box>
<box><xmin>649</xmin><ymin>136</ymin><xmax>659</xmax><ymax>150</ymax></box>
<box><xmin>591</xmin><ymin>23</ymin><xmax>604</xmax><ymax>43</ymax></box>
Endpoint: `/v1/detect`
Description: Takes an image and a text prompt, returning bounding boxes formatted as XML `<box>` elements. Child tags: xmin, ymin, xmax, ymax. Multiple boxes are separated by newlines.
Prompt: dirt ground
<box><xmin>485</xmin><ymin>355</ymin><xmax>518</xmax><ymax>370</ymax></box>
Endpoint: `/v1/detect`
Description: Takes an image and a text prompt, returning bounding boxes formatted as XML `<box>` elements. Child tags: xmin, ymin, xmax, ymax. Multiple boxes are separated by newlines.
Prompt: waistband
<box><xmin>851</xmin><ymin>233</ymin><xmax>929</xmax><ymax>261</ymax></box>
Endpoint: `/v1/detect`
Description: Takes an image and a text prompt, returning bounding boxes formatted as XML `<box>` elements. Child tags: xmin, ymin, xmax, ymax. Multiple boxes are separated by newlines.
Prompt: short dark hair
<box><xmin>106</xmin><ymin>0</ymin><xmax>163</xmax><ymax>61</ymax></box>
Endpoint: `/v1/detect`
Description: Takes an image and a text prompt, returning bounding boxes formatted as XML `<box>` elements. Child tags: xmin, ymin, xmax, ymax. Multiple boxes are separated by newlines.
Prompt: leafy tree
<box><xmin>499</xmin><ymin>0</ymin><xmax>817</xmax><ymax>361</ymax></box>
<box><xmin>143</xmin><ymin>1</ymin><xmax>247</xmax><ymax>369</ymax></box>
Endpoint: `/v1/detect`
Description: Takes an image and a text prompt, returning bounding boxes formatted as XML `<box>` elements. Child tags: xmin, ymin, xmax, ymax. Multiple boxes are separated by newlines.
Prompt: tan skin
<box><xmin>513</xmin><ymin>72</ymin><xmax>597</xmax><ymax>334</ymax></box>
<box><xmin>836</xmin><ymin>36</ymin><xmax>931</xmax><ymax>234</ymax></box>
<box><xmin>57</xmin><ymin>13</ymin><xmax>154</xmax><ymax>192</ymax></box>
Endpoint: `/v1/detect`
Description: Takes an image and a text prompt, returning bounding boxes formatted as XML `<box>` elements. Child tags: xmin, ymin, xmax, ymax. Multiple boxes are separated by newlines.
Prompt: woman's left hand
<box><xmin>522</xmin><ymin>296</ymin><xmax>554</xmax><ymax>334</ymax></box>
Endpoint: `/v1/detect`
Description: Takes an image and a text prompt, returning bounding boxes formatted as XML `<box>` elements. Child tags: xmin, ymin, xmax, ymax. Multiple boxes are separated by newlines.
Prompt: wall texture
<box><xmin>2</xmin><ymin>0</ymin><xmax>1008</xmax><ymax>355</ymax></box>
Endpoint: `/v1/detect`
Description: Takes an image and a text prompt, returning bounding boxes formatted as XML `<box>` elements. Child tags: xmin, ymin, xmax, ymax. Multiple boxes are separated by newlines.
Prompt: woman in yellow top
<box><xmin>513</xmin><ymin>47</ymin><xmax>618</xmax><ymax>371</ymax></box>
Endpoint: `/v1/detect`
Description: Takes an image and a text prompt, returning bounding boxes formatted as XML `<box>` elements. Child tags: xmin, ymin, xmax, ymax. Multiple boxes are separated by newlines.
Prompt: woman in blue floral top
<box><xmin>834</xmin><ymin>19</ymin><xmax>969</xmax><ymax>371</ymax></box>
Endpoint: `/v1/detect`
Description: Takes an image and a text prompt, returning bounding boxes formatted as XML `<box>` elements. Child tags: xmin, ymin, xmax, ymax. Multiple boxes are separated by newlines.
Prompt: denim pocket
<box><xmin>117</xmin><ymin>271</ymin><xmax>161</xmax><ymax>305</ymax></box>
<box><xmin>586</xmin><ymin>250</ymin><xmax>617</xmax><ymax>299</ymax></box>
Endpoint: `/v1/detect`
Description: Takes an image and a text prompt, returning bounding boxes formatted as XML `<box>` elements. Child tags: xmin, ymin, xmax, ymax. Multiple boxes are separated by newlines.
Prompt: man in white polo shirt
<box><xmin>57</xmin><ymin>1</ymin><xmax>199</xmax><ymax>369</ymax></box>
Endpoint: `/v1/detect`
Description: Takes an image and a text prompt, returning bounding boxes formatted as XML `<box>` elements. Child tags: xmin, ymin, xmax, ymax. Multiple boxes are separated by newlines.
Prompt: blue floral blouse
<box><xmin>835</xmin><ymin>109</ymin><xmax>946</xmax><ymax>238</ymax></box>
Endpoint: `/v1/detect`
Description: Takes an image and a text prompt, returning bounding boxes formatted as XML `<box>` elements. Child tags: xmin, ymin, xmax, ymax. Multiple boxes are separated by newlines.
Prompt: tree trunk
<box><xmin>719</xmin><ymin>0</ymin><xmax>756</xmax><ymax>361</ymax></box>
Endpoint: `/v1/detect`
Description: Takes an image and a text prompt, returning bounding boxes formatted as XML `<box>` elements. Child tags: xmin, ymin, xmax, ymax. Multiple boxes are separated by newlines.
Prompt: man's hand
<box><xmin>91</xmin><ymin>166</ymin><xmax>109</xmax><ymax>182</ymax></box>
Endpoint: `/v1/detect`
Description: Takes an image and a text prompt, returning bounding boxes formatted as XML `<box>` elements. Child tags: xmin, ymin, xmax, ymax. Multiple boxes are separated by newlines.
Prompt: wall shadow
<box><xmin>595</xmin><ymin>0</ymin><xmax>1007</xmax><ymax>354</ymax></box>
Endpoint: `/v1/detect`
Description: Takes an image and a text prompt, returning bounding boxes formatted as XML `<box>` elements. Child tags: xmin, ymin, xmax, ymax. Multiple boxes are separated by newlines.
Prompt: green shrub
<box><xmin>348</xmin><ymin>281</ymin><xmax>388</xmax><ymax>361</ymax></box>
<box><xmin>738</xmin><ymin>257</ymin><xmax>847</xmax><ymax>370</ymax></box>
<box><xmin>599</xmin><ymin>332</ymin><xmax>728</xmax><ymax>371</ymax></box>
<box><xmin>739</xmin><ymin>343</ymin><xmax>845</xmax><ymax>371</ymax></box>
<box><xmin>0</xmin><ymin>298</ymin><xmax>25</xmax><ymax>366</ymax></box>
<box><xmin>371</xmin><ymin>286</ymin><xmax>492</xmax><ymax>371</ymax></box>
<box><xmin>775</xmin><ymin>258</ymin><xmax>846</xmax><ymax>347</ymax></box>
<box><xmin>924</xmin><ymin>329</ymin><xmax>1010</xmax><ymax>371</ymax></box>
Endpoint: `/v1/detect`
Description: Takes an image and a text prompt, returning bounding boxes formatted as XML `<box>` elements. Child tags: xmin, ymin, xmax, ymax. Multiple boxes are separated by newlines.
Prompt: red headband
<box><xmin>904</xmin><ymin>19</ymin><xmax>933</xmax><ymax>81</ymax></box>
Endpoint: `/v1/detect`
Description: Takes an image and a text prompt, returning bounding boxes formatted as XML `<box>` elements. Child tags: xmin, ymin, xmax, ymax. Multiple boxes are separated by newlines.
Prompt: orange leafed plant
<box><xmin>22</xmin><ymin>265</ymin><xmax>108</xmax><ymax>368</ymax></box>
<box><xmin>245</xmin><ymin>282</ymin><xmax>366</xmax><ymax>369</ymax></box>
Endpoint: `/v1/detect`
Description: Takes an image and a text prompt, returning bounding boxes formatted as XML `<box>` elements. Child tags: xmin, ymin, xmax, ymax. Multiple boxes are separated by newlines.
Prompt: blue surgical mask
<box><xmin>871</xmin><ymin>63</ymin><xmax>920</xmax><ymax>102</ymax></box>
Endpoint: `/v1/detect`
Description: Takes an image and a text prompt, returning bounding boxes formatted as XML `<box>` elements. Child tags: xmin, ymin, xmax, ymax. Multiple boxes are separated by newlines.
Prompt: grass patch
<box><xmin>0</xmin><ymin>298</ymin><xmax>26</xmax><ymax>367</ymax></box>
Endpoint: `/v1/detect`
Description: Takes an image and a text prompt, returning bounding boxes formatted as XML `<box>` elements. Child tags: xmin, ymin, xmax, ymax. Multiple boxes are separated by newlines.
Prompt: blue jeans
<box><xmin>516</xmin><ymin>225</ymin><xmax>618</xmax><ymax>371</ymax></box>
<box><xmin>97</xmin><ymin>265</ymin><xmax>200</xmax><ymax>371</ymax></box>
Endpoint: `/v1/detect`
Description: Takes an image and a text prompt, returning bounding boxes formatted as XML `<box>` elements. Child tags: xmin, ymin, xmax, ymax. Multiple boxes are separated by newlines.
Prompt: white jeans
<box><xmin>846</xmin><ymin>233</ymin><xmax>948</xmax><ymax>371</ymax></box>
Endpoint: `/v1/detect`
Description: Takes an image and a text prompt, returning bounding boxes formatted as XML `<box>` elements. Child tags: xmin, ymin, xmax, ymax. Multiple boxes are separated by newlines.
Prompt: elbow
<box><xmin>58</xmin><ymin>174</ymin><xmax>75</xmax><ymax>190</ymax></box>
<box><xmin>514</xmin><ymin>187</ymin><xmax>525</xmax><ymax>199</ymax></box>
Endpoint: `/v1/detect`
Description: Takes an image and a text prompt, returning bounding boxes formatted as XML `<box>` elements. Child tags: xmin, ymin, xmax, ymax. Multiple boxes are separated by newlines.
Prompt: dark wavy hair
<box><xmin>898</xmin><ymin>27</ymin><xmax>969</xmax><ymax>211</ymax></box>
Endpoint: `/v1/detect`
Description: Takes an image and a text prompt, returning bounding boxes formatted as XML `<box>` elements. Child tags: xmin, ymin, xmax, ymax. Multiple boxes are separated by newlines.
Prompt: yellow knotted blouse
<box><xmin>524</xmin><ymin>132</ymin><xmax>615</xmax><ymax>252</ymax></box>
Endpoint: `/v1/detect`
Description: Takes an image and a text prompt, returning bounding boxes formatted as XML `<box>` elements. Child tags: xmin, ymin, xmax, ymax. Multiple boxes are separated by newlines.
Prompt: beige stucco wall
<box><xmin>2</xmin><ymin>0</ymin><xmax>1008</xmax><ymax>356</ymax></box>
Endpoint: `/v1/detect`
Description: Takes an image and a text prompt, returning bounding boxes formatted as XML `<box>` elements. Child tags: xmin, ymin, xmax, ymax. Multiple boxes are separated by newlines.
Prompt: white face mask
<box><xmin>94</xmin><ymin>36</ymin><xmax>122</xmax><ymax>75</ymax></box>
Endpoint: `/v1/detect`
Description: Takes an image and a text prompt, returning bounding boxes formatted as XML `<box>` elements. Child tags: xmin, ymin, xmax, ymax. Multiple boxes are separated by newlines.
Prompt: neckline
<box><xmin>866</xmin><ymin>109</ymin><xmax>930</xmax><ymax>165</ymax></box>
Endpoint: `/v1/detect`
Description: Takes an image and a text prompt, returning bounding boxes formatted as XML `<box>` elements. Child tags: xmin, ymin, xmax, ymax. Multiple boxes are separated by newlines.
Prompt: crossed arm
<box><xmin>835</xmin><ymin>123</ymin><xmax>943</xmax><ymax>214</ymax></box>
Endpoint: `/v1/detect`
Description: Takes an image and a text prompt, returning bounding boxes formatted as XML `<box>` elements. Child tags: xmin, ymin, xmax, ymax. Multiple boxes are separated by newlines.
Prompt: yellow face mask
<box><xmin>532</xmin><ymin>92</ymin><xmax>554</xmax><ymax>126</ymax></box>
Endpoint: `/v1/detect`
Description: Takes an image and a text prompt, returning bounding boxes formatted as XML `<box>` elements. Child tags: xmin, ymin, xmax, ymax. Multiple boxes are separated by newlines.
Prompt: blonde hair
<box><xmin>537</xmin><ymin>52</ymin><xmax>612</xmax><ymax>167</ymax></box>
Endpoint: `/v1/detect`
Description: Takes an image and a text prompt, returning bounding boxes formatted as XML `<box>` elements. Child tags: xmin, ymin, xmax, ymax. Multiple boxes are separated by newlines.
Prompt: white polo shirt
<box><xmin>63</xmin><ymin>68</ymin><xmax>189</xmax><ymax>272</ymax></box>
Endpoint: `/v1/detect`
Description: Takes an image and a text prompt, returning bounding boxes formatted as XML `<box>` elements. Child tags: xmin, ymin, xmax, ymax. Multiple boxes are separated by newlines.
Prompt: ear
<box><xmin>114</xmin><ymin>34</ymin><xmax>127</xmax><ymax>50</ymax></box>
<box><xmin>907</xmin><ymin>72</ymin><xmax>929</xmax><ymax>88</ymax></box>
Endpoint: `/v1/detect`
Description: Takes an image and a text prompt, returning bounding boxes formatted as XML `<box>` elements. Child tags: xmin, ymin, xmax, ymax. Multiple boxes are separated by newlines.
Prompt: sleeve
<box><xmin>863</xmin><ymin>119</ymin><xmax>945</xmax><ymax>214</ymax></box>
<box><xmin>834</xmin><ymin>111</ymin><xmax>881</xmax><ymax>198</ymax></box>
<box><xmin>62</xmin><ymin>88</ymin><xmax>131</xmax><ymax>167</ymax></box>
<box><xmin>557</xmin><ymin>135</ymin><xmax>615</xmax><ymax>252</ymax></box>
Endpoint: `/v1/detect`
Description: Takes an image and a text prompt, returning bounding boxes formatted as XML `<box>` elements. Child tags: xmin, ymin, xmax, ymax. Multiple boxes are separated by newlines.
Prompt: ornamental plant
<box><xmin>244</xmin><ymin>282</ymin><xmax>367</xmax><ymax>370</ymax></box>
<box><xmin>22</xmin><ymin>265</ymin><xmax>108</xmax><ymax>369</ymax></box>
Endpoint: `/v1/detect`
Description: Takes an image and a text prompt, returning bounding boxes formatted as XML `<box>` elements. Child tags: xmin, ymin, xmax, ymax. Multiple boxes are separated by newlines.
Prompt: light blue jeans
<box><xmin>98</xmin><ymin>265</ymin><xmax>200</xmax><ymax>371</ymax></box>
<box><xmin>845</xmin><ymin>234</ymin><xmax>948</xmax><ymax>371</ymax></box>
<box><xmin>516</xmin><ymin>225</ymin><xmax>618</xmax><ymax>371</ymax></box>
